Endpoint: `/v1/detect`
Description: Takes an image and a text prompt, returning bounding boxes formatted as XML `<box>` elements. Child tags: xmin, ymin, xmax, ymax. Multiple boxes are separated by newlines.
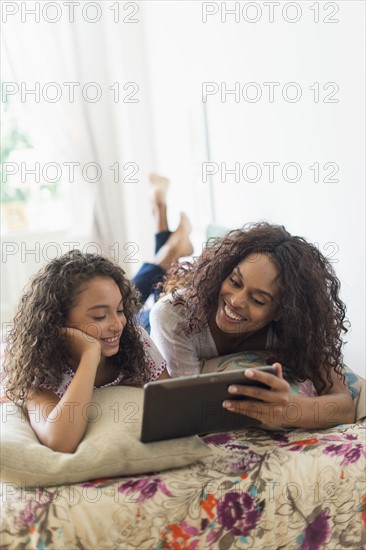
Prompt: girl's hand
<box><xmin>222</xmin><ymin>363</ymin><xmax>292</xmax><ymax>427</ymax></box>
<box><xmin>61</xmin><ymin>327</ymin><xmax>101</xmax><ymax>369</ymax></box>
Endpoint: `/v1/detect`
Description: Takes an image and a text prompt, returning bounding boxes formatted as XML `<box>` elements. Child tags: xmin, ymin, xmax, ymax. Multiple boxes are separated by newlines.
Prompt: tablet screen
<box><xmin>141</xmin><ymin>366</ymin><xmax>277</xmax><ymax>442</ymax></box>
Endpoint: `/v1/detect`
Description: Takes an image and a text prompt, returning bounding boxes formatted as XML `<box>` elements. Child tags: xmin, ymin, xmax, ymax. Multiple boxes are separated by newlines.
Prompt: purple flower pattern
<box><xmin>324</xmin><ymin>442</ymin><xmax>366</xmax><ymax>466</ymax></box>
<box><xmin>301</xmin><ymin>509</ymin><xmax>331</xmax><ymax>550</ymax></box>
<box><xmin>2</xmin><ymin>419</ymin><xmax>364</xmax><ymax>549</ymax></box>
<box><xmin>217</xmin><ymin>491</ymin><xmax>264</xmax><ymax>536</ymax></box>
<box><xmin>118</xmin><ymin>477</ymin><xmax>172</xmax><ymax>502</ymax></box>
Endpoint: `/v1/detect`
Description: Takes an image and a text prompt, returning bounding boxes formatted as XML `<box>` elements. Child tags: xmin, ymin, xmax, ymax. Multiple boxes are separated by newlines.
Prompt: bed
<box><xmin>1</xmin><ymin>353</ymin><xmax>365</xmax><ymax>549</ymax></box>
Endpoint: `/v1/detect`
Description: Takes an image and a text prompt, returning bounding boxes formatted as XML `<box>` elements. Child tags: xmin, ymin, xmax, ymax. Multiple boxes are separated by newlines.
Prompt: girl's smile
<box><xmin>101</xmin><ymin>335</ymin><xmax>120</xmax><ymax>346</ymax></box>
<box><xmin>66</xmin><ymin>276</ymin><xmax>127</xmax><ymax>357</ymax></box>
<box><xmin>100</xmin><ymin>335</ymin><xmax>121</xmax><ymax>349</ymax></box>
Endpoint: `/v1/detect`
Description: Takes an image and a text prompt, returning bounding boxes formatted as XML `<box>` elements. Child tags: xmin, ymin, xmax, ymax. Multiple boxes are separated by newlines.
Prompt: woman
<box><xmin>150</xmin><ymin>222</ymin><xmax>355</xmax><ymax>429</ymax></box>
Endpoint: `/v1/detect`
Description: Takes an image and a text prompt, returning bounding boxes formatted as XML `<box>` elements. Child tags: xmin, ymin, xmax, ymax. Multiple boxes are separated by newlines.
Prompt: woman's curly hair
<box><xmin>162</xmin><ymin>222</ymin><xmax>349</xmax><ymax>391</ymax></box>
<box><xmin>4</xmin><ymin>250</ymin><xmax>149</xmax><ymax>405</ymax></box>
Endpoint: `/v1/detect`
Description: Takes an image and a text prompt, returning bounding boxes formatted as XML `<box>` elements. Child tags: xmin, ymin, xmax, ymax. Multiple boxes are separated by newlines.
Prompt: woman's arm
<box><xmin>222</xmin><ymin>363</ymin><xmax>355</xmax><ymax>429</ymax></box>
<box><xmin>150</xmin><ymin>297</ymin><xmax>204</xmax><ymax>376</ymax></box>
<box><xmin>25</xmin><ymin>329</ymin><xmax>101</xmax><ymax>453</ymax></box>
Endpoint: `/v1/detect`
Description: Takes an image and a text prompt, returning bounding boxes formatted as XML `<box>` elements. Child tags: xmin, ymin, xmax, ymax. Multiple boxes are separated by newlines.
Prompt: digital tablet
<box><xmin>140</xmin><ymin>365</ymin><xmax>277</xmax><ymax>442</ymax></box>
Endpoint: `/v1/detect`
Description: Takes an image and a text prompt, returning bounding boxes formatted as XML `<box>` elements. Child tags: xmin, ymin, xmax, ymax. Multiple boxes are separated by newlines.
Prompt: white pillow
<box><xmin>0</xmin><ymin>386</ymin><xmax>211</xmax><ymax>488</ymax></box>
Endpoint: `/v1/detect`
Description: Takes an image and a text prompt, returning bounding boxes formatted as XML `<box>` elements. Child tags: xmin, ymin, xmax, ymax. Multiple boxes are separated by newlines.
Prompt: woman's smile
<box><xmin>215</xmin><ymin>253</ymin><xmax>280</xmax><ymax>335</ymax></box>
<box><xmin>222</xmin><ymin>301</ymin><xmax>248</xmax><ymax>323</ymax></box>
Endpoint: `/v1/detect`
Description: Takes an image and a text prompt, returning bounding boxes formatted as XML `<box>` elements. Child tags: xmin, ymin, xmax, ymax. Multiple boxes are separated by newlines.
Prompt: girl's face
<box><xmin>66</xmin><ymin>276</ymin><xmax>127</xmax><ymax>357</ymax></box>
<box><xmin>215</xmin><ymin>253</ymin><xmax>281</xmax><ymax>335</ymax></box>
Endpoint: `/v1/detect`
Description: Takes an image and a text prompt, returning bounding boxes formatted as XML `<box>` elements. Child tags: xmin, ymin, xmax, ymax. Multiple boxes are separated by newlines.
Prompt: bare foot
<box><xmin>149</xmin><ymin>173</ymin><xmax>170</xmax><ymax>232</ymax></box>
<box><xmin>155</xmin><ymin>212</ymin><xmax>194</xmax><ymax>271</ymax></box>
<box><xmin>149</xmin><ymin>173</ymin><xmax>170</xmax><ymax>208</ymax></box>
<box><xmin>172</xmin><ymin>213</ymin><xmax>193</xmax><ymax>256</ymax></box>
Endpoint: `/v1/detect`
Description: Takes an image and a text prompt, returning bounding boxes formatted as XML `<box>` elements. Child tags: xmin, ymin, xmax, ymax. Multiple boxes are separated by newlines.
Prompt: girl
<box><xmin>150</xmin><ymin>222</ymin><xmax>355</xmax><ymax>429</ymax></box>
<box><xmin>3</xmin><ymin>250</ymin><xmax>169</xmax><ymax>453</ymax></box>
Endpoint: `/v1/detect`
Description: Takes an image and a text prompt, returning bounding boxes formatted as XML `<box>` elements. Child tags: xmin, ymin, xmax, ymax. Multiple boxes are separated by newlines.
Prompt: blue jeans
<box><xmin>132</xmin><ymin>230</ymin><xmax>171</xmax><ymax>332</ymax></box>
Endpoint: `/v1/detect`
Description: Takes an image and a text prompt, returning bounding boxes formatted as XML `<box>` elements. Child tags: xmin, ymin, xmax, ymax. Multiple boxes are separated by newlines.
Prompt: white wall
<box><xmin>142</xmin><ymin>1</ymin><xmax>365</xmax><ymax>376</ymax></box>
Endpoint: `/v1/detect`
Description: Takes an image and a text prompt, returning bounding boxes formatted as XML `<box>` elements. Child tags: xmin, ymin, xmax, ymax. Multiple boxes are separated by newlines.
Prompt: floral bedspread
<box><xmin>1</xmin><ymin>420</ymin><xmax>365</xmax><ymax>549</ymax></box>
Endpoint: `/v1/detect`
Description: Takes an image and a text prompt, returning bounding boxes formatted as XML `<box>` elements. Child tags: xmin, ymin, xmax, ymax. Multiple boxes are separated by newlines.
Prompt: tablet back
<box><xmin>140</xmin><ymin>367</ymin><xmax>275</xmax><ymax>442</ymax></box>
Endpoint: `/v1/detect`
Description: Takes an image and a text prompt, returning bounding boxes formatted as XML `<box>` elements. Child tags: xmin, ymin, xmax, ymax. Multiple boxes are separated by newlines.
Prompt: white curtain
<box><xmin>1</xmin><ymin>2</ymin><xmax>152</xmax><ymax>261</ymax></box>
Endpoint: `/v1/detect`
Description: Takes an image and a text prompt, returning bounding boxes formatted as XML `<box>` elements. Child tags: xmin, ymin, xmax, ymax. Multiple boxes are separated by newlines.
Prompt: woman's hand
<box><xmin>222</xmin><ymin>363</ymin><xmax>292</xmax><ymax>427</ymax></box>
<box><xmin>61</xmin><ymin>327</ymin><xmax>101</xmax><ymax>369</ymax></box>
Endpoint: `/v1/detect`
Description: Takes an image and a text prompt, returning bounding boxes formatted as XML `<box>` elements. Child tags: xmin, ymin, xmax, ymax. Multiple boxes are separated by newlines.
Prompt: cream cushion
<box><xmin>203</xmin><ymin>352</ymin><xmax>366</xmax><ymax>421</ymax></box>
<box><xmin>0</xmin><ymin>386</ymin><xmax>211</xmax><ymax>488</ymax></box>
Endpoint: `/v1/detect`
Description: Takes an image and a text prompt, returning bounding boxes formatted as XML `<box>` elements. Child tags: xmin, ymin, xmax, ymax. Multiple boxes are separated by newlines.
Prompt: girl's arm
<box><xmin>156</xmin><ymin>368</ymin><xmax>171</xmax><ymax>380</ymax></box>
<box><xmin>222</xmin><ymin>363</ymin><xmax>355</xmax><ymax>429</ymax></box>
<box><xmin>25</xmin><ymin>329</ymin><xmax>101</xmax><ymax>453</ymax></box>
<box><xmin>138</xmin><ymin>326</ymin><xmax>171</xmax><ymax>381</ymax></box>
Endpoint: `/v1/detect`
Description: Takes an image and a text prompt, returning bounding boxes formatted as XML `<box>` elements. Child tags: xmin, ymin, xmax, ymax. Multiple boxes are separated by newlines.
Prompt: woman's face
<box><xmin>66</xmin><ymin>276</ymin><xmax>127</xmax><ymax>357</ymax></box>
<box><xmin>215</xmin><ymin>253</ymin><xmax>281</xmax><ymax>335</ymax></box>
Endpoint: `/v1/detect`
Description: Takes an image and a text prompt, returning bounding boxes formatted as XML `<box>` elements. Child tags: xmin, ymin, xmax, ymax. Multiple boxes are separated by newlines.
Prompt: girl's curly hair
<box><xmin>4</xmin><ymin>250</ymin><xmax>149</xmax><ymax>405</ymax></box>
<box><xmin>163</xmin><ymin>222</ymin><xmax>349</xmax><ymax>391</ymax></box>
